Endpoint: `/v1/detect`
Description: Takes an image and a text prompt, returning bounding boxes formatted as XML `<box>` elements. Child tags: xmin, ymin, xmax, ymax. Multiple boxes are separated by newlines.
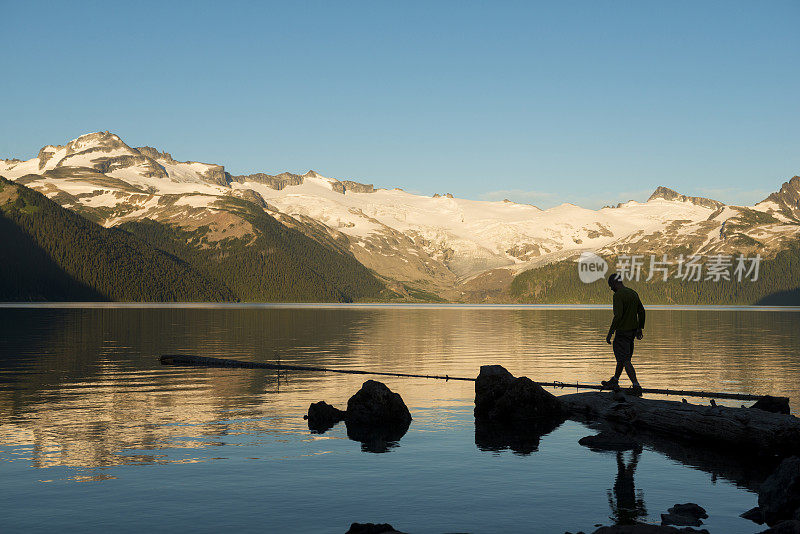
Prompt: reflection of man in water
<box><xmin>607</xmin><ymin>449</ymin><xmax>647</xmax><ymax>524</ymax></box>
<box><xmin>602</xmin><ymin>273</ymin><xmax>645</xmax><ymax>395</ymax></box>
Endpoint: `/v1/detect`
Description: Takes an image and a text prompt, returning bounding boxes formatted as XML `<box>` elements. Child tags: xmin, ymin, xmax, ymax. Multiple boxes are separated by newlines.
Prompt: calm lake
<box><xmin>1</xmin><ymin>305</ymin><xmax>799</xmax><ymax>533</ymax></box>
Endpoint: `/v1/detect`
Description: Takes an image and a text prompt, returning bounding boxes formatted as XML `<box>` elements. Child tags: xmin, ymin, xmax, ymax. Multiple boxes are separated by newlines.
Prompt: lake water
<box><xmin>1</xmin><ymin>305</ymin><xmax>799</xmax><ymax>533</ymax></box>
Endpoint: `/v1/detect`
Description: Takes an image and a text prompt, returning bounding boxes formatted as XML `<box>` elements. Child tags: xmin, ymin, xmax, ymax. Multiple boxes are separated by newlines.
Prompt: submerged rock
<box><xmin>661</xmin><ymin>513</ymin><xmax>702</xmax><ymax>527</ymax></box>
<box><xmin>759</xmin><ymin>520</ymin><xmax>800</xmax><ymax>534</ymax></box>
<box><xmin>474</xmin><ymin>365</ymin><xmax>563</xmax><ymax>421</ymax></box>
<box><xmin>305</xmin><ymin>401</ymin><xmax>346</xmax><ymax>432</ymax></box>
<box><xmin>592</xmin><ymin>524</ymin><xmax>708</xmax><ymax>533</ymax></box>
<box><xmin>345</xmin><ymin>522</ymin><xmax>405</xmax><ymax>534</ymax></box>
<box><xmin>579</xmin><ymin>431</ymin><xmax>641</xmax><ymax>452</ymax></box>
<box><xmin>660</xmin><ymin>502</ymin><xmax>707</xmax><ymax>527</ymax></box>
<box><xmin>742</xmin><ymin>506</ymin><xmax>766</xmax><ymax>524</ymax></box>
<box><xmin>751</xmin><ymin>396</ymin><xmax>791</xmax><ymax>415</ymax></box>
<box><xmin>667</xmin><ymin>504</ymin><xmax>707</xmax><ymax>519</ymax></box>
<box><xmin>346</xmin><ymin>380</ymin><xmax>412</xmax><ymax>427</ymax></box>
<box><xmin>759</xmin><ymin>456</ymin><xmax>800</xmax><ymax>525</ymax></box>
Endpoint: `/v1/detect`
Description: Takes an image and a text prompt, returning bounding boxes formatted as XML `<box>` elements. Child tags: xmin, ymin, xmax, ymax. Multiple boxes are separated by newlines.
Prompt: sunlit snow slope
<box><xmin>3</xmin><ymin>131</ymin><xmax>798</xmax><ymax>298</ymax></box>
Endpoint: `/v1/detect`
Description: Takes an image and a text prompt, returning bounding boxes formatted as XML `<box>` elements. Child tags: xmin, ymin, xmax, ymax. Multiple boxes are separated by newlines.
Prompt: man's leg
<box><xmin>603</xmin><ymin>336</ymin><xmax>627</xmax><ymax>388</ymax></box>
<box><xmin>610</xmin><ymin>332</ymin><xmax>632</xmax><ymax>382</ymax></box>
<box><xmin>623</xmin><ymin>361</ymin><xmax>638</xmax><ymax>384</ymax></box>
<box><xmin>613</xmin><ymin>360</ymin><xmax>625</xmax><ymax>381</ymax></box>
<box><xmin>625</xmin><ymin>336</ymin><xmax>640</xmax><ymax>387</ymax></box>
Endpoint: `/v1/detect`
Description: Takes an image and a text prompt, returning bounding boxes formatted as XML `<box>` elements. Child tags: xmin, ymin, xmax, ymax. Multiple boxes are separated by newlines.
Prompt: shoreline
<box><xmin>1</xmin><ymin>302</ymin><xmax>800</xmax><ymax>312</ymax></box>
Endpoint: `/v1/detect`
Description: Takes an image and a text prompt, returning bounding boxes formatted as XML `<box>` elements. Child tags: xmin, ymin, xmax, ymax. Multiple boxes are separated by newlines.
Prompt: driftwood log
<box><xmin>561</xmin><ymin>392</ymin><xmax>800</xmax><ymax>457</ymax></box>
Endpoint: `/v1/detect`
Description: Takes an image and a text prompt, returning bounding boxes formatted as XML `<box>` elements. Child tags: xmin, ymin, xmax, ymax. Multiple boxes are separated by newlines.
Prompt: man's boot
<box><xmin>601</xmin><ymin>377</ymin><xmax>620</xmax><ymax>391</ymax></box>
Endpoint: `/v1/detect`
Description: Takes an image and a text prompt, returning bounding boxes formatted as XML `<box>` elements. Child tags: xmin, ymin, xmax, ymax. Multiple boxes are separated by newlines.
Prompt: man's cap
<box><xmin>608</xmin><ymin>273</ymin><xmax>622</xmax><ymax>287</ymax></box>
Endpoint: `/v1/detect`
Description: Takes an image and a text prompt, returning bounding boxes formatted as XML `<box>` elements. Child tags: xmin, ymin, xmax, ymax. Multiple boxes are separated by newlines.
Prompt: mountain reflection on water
<box><xmin>0</xmin><ymin>306</ymin><xmax>797</xmax><ymax>532</ymax></box>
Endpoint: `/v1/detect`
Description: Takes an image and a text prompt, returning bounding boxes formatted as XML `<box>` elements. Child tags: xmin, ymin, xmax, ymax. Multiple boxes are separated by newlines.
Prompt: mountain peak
<box><xmin>65</xmin><ymin>131</ymin><xmax>131</xmax><ymax>156</ymax></box>
<box><xmin>648</xmin><ymin>186</ymin><xmax>680</xmax><ymax>201</ymax></box>
<box><xmin>135</xmin><ymin>146</ymin><xmax>175</xmax><ymax>163</ymax></box>
<box><xmin>761</xmin><ymin>175</ymin><xmax>800</xmax><ymax>219</ymax></box>
<box><xmin>647</xmin><ymin>186</ymin><xmax>723</xmax><ymax>210</ymax></box>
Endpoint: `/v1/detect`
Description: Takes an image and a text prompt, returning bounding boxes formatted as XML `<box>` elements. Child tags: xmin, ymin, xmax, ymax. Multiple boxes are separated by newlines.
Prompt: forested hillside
<box><xmin>0</xmin><ymin>177</ymin><xmax>233</xmax><ymax>301</ymax></box>
<box><xmin>1</xmin><ymin>177</ymin><xmax>385</xmax><ymax>302</ymax></box>
<box><xmin>510</xmin><ymin>247</ymin><xmax>800</xmax><ymax>305</ymax></box>
<box><xmin>119</xmin><ymin>196</ymin><xmax>386</xmax><ymax>302</ymax></box>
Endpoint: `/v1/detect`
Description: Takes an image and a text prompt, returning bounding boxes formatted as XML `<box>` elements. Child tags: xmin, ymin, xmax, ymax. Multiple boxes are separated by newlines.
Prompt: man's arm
<box><xmin>636</xmin><ymin>298</ymin><xmax>645</xmax><ymax>339</ymax></box>
<box><xmin>606</xmin><ymin>292</ymin><xmax>622</xmax><ymax>343</ymax></box>
<box><xmin>637</xmin><ymin>299</ymin><xmax>646</xmax><ymax>330</ymax></box>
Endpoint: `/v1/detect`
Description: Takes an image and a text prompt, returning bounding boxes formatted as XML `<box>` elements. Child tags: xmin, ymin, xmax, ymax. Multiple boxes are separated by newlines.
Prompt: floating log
<box><xmin>561</xmin><ymin>392</ymin><xmax>800</xmax><ymax>457</ymax></box>
<box><xmin>159</xmin><ymin>354</ymin><xmax>474</xmax><ymax>380</ymax></box>
<box><xmin>160</xmin><ymin>354</ymin><xmax>778</xmax><ymax>402</ymax></box>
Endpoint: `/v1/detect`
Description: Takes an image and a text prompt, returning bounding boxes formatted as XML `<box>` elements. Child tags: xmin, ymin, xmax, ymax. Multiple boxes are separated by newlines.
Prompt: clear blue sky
<box><xmin>2</xmin><ymin>1</ymin><xmax>798</xmax><ymax>208</ymax></box>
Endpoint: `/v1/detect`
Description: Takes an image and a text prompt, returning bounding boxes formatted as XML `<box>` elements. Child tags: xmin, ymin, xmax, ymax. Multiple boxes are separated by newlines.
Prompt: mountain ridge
<box><xmin>2</xmin><ymin>131</ymin><xmax>798</xmax><ymax>302</ymax></box>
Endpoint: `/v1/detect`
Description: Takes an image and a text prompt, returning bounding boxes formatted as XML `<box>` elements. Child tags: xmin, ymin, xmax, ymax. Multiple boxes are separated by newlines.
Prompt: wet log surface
<box><xmin>561</xmin><ymin>392</ymin><xmax>800</xmax><ymax>457</ymax></box>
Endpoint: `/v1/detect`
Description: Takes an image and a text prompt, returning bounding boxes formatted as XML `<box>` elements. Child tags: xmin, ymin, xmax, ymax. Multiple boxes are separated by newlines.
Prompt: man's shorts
<box><xmin>613</xmin><ymin>329</ymin><xmax>636</xmax><ymax>363</ymax></box>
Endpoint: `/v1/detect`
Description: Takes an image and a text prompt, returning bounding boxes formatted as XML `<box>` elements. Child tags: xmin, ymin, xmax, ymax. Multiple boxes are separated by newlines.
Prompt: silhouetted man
<box><xmin>602</xmin><ymin>273</ymin><xmax>645</xmax><ymax>395</ymax></box>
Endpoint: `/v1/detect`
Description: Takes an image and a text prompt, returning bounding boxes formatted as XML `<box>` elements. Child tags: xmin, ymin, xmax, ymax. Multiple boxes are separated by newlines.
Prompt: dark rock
<box><xmin>135</xmin><ymin>146</ymin><xmax>175</xmax><ymax>162</ymax></box>
<box><xmin>341</xmin><ymin>180</ymin><xmax>375</xmax><ymax>193</ymax></box>
<box><xmin>475</xmin><ymin>415</ymin><xmax>564</xmax><ymax>455</ymax></box>
<box><xmin>579</xmin><ymin>431</ymin><xmax>641</xmax><ymax>452</ymax></box>
<box><xmin>305</xmin><ymin>401</ymin><xmax>346</xmax><ymax>433</ymax></box>
<box><xmin>752</xmin><ymin>396</ymin><xmax>791</xmax><ymax>415</ymax></box>
<box><xmin>667</xmin><ymin>504</ymin><xmax>707</xmax><ymax>519</ymax></box>
<box><xmin>759</xmin><ymin>520</ymin><xmax>800</xmax><ymax>534</ymax></box>
<box><xmin>231</xmin><ymin>171</ymin><xmax>304</xmax><ymax>190</ymax></box>
<box><xmin>474</xmin><ymin>365</ymin><xmax>515</xmax><ymax>417</ymax></box>
<box><xmin>661</xmin><ymin>513</ymin><xmax>702</xmax><ymax>527</ymax></box>
<box><xmin>612</xmin><ymin>389</ymin><xmax>628</xmax><ymax>402</ymax></box>
<box><xmin>345</xmin><ymin>522</ymin><xmax>405</xmax><ymax>534</ymax></box>
<box><xmin>200</xmin><ymin>164</ymin><xmax>230</xmax><ymax>186</ymax></box>
<box><xmin>474</xmin><ymin>365</ymin><xmax>562</xmax><ymax>421</ymax></box>
<box><xmin>346</xmin><ymin>380</ymin><xmax>412</xmax><ymax>427</ymax></box>
<box><xmin>760</xmin><ymin>456</ymin><xmax>800</xmax><ymax>525</ymax></box>
<box><xmin>593</xmin><ymin>524</ymin><xmax>709</xmax><ymax>533</ymax></box>
<box><xmin>741</xmin><ymin>506</ymin><xmax>766</xmax><ymax>524</ymax></box>
<box><xmin>490</xmin><ymin>376</ymin><xmax>563</xmax><ymax>421</ymax></box>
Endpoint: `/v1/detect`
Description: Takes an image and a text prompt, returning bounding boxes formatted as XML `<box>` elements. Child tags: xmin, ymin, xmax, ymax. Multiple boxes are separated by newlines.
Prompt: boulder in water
<box><xmin>759</xmin><ymin>456</ymin><xmax>800</xmax><ymax>525</ymax></box>
<box><xmin>305</xmin><ymin>401</ymin><xmax>346</xmax><ymax>432</ymax></box>
<box><xmin>474</xmin><ymin>365</ymin><xmax>563</xmax><ymax>422</ymax></box>
<box><xmin>346</xmin><ymin>380</ymin><xmax>412</xmax><ymax>427</ymax></box>
<box><xmin>474</xmin><ymin>365</ymin><xmax>515</xmax><ymax>417</ymax></box>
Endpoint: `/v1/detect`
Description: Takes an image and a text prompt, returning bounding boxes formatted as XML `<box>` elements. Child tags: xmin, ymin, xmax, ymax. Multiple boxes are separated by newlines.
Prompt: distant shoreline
<box><xmin>2</xmin><ymin>302</ymin><xmax>800</xmax><ymax>312</ymax></box>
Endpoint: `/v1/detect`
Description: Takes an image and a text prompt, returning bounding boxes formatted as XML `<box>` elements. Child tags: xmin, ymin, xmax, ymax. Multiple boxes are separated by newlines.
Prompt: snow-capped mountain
<box><xmin>2</xmin><ymin>132</ymin><xmax>798</xmax><ymax>298</ymax></box>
